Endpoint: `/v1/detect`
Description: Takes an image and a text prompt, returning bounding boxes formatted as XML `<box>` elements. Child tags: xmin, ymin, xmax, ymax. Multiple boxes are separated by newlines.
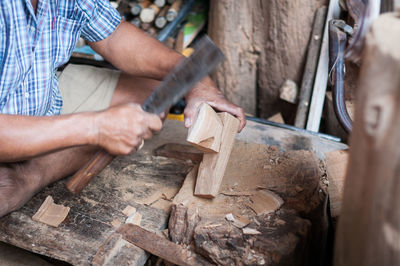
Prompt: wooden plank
<box><xmin>0</xmin><ymin>119</ymin><xmax>347</xmax><ymax>265</ymax></box>
<box><xmin>294</xmin><ymin>7</ymin><xmax>327</xmax><ymax>129</ymax></box>
<box><xmin>117</xmin><ymin>224</ymin><xmax>213</xmax><ymax>266</ymax></box>
<box><xmin>335</xmin><ymin>13</ymin><xmax>400</xmax><ymax>266</ymax></box>
<box><xmin>194</xmin><ymin>112</ymin><xmax>239</xmax><ymax>198</ymax></box>
<box><xmin>0</xmin><ymin>152</ymin><xmax>193</xmax><ymax>265</ymax></box>
<box><xmin>187</xmin><ymin>103</ymin><xmax>223</xmax><ymax>153</ymax></box>
<box><xmin>306</xmin><ymin>0</ymin><xmax>341</xmax><ymax>132</ymax></box>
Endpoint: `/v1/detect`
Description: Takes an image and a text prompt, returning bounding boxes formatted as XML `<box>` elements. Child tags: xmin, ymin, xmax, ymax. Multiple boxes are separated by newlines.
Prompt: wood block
<box><xmin>32</xmin><ymin>196</ymin><xmax>70</xmax><ymax>227</ymax></box>
<box><xmin>194</xmin><ymin>112</ymin><xmax>239</xmax><ymax>198</ymax></box>
<box><xmin>325</xmin><ymin>149</ymin><xmax>349</xmax><ymax>218</ymax></box>
<box><xmin>187</xmin><ymin>103</ymin><xmax>223</xmax><ymax>153</ymax></box>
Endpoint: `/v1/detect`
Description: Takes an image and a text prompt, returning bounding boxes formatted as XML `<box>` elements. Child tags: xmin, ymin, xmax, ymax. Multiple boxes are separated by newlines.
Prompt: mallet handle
<box><xmin>66</xmin><ymin>149</ymin><xmax>115</xmax><ymax>194</ymax></box>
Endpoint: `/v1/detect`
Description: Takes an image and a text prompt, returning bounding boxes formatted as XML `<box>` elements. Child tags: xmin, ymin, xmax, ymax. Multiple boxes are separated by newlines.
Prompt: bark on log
<box><xmin>335</xmin><ymin>13</ymin><xmax>400</xmax><ymax>266</ymax></box>
<box><xmin>208</xmin><ymin>0</ymin><xmax>328</xmax><ymax>117</ymax></box>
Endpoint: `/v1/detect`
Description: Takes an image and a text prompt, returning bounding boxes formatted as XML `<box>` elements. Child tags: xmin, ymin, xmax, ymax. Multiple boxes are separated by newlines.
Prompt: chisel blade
<box><xmin>142</xmin><ymin>35</ymin><xmax>225</xmax><ymax>114</ymax></box>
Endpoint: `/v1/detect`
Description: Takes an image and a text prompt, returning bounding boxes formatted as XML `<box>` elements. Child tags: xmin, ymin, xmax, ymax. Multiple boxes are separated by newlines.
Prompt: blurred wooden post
<box><xmin>335</xmin><ymin>13</ymin><xmax>400</xmax><ymax>266</ymax></box>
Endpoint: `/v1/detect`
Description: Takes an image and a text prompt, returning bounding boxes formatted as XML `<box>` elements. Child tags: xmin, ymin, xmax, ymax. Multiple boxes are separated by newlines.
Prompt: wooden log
<box><xmin>154</xmin><ymin>0</ymin><xmax>166</xmax><ymax>8</ymax></box>
<box><xmin>155</xmin><ymin>5</ymin><xmax>170</xmax><ymax>29</ymax></box>
<box><xmin>335</xmin><ymin>13</ymin><xmax>400</xmax><ymax>266</ymax></box>
<box><xmin>187</xmin><ymin>103</ymin><xmax>223</xmax><ymax>153</ymax></box>
<box><xmin>140</xmin><ymin>4</ymin><xmax>160</xmax><ymax>23</ymax></box>
<box><xmin>194</xmin><ymin>112</ymin><xmax>239</xmax><ymax>198</ymax></box>
<box><xmin>208</xmin><ymin>0</ymin><xmax>328</xmax><ymax>117</ymax></box>
<box><xmin>294</xmin><ymin>7</ymin><xmax>327</xmax><ymax>129</ymax></box>
<box><xmin>166</xmin><ymin>0</ymin><xmax>182</xmax><ymax>22</ymax></box>
<box><xmin>130</xmin><ymin>0</ymin><xmax>151</xmax><ymax>16</ymax></box>
<box><xmin>116</xmin><ymin>224</ymin><xmax>213</xmax><ymax>266</ymax></box>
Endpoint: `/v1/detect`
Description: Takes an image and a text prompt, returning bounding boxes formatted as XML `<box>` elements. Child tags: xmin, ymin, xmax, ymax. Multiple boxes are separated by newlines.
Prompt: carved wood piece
<box><xmin>194</xmin><ymin>112</ymin><xmax>239</xmax><ymax>198</ymax></box>
<box><xmin>187</xmin><ymin>103</ymin><xmax>223</xmax><ymax>153</ymax></box>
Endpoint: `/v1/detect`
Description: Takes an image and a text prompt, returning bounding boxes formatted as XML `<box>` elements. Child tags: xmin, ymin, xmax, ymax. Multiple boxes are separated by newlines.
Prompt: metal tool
<box><xmin>66</xmin><ymin>35</ymin><xmax>225</xmax><ymax>194</ymax></box>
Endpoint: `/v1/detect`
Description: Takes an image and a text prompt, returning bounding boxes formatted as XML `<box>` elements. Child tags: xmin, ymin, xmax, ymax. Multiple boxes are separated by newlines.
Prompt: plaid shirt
<box><xmin>0</xmin><ymin>0</ymin><xmax>121</xmax><ymax>116</ymax></box>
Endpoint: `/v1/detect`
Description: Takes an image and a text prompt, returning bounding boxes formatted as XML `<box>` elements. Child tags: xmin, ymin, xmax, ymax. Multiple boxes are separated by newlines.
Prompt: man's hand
<box><xmin>93</xmin><ymin>103</ymin><xmax>162</xmax><ymax>155</ymax></box>
<box><xmin>184</xmin><ymin>77</ymin><xmax>246</xmax><ymax>132</ymax></box>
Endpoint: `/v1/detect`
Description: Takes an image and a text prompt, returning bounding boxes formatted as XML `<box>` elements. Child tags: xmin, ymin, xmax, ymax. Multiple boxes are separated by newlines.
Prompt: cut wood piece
<box><xmin>194</xmin><ymin>112</ymin><xmax>239</xmax><ymax>198</ymax></box>
<box><xmin>110</xmin><ymin>219</ymin><xmax>122</xmax><ymax>228</ymax></box>
<box><xmin>154</xmin><ymin>0</ymin><xmax>166</xmax><ymax>8</ymax></box>
<box><xmin>155</xmin><ymin>5</ymin><xmax>170</xmax><ymax>29</ymax></box>
<box><xmin>140</xmin><ymin>4</ymin><xmax>160</xmax><ymax>23</ymax></box>
<box><xmin>279</xmin><ymin>79</ymin><xmax>298</xmax><ymax>104</ymax></box>
<box><xmin>32</xmin><ymin>196</ymin><xmax>70</xmax><ymax>227</ymax></box>
<box><xmin>187</xmin><ymin>103</ymin><xmax>223</xmax><ymax>153</ymax></box>
<box><xmin>122</xmin><ymin>205</ymin><xmax>136</xmax><ymax>217</ymax></box>
<box><xmin>117</xmin><ymin>224</ymin><xmax>213</xmax><ymax>266</ymax></box>
<box><xmin>130</xmin><ymin>0</ymin><xmax>151</xmax><ymax>16</ymax></box>
<box><xmin>166</xmin><ymin>0</ymin><xmax>182</xmax><ymax>22</ymax></box>
<box><xmin>325</xmin><ymin>149</ymin><xmax>349</xmax><ymax>218</ymax></box>
<box><xmin>125</xmin><ymin>212</ymin><xmax>142</xmax><ymax>226</ymax></box>
<box><xmin>246</xmin><ymin>190</ymin><xmax>284</xmax><ymax>215</ymax></box>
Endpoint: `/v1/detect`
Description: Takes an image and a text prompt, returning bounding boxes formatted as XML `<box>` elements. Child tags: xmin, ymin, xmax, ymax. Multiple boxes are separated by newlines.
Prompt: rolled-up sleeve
<box><xmin>80</xmin><ymin>0</ymin><xmax>121</xmax><ymax>43</ymax></box>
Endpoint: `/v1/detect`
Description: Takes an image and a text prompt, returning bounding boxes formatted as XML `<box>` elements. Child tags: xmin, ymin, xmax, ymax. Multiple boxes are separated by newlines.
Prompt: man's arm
<box><xmin>89</xmin><ymin>21</ymin><xmax>246</xmax><ymax>131</ymax></box>
<box><xmin>0</xmin><ymin>104</ymin><xmax>162</xmax><ymax>162</ymax></box>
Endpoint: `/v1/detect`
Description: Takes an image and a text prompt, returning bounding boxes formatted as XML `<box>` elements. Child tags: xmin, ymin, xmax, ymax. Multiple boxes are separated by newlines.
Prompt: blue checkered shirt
<box><xmin>0</xmin><ymin>0</ymin><xmax>121</xmax><ymax>115</ymax></box>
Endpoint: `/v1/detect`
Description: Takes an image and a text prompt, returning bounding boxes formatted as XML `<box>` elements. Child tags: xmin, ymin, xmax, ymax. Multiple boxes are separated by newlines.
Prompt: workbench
<box><xmin>0</xmin><ymin>119</ymin><xmax>346</xmax><ymax>265</ymax></box>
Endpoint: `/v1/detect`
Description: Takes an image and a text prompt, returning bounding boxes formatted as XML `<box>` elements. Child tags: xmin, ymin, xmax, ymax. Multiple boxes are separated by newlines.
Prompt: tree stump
<box><xmin>335</xmin><ymin>13</ymin><xmax>400</xmax><ymax>266</ymax></box>
<box><xmin>208</xmin><ymin>0</ymin><xmax>328</xmax><ymax>117</ymax></box>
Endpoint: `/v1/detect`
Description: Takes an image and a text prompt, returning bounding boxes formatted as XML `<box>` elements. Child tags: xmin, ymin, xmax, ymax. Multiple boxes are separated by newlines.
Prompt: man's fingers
<box><xmin>183</xmin><ymin>103</ymin><xmax>198</xmax><ymax>128</ymax></box>
<box><xmin>145</xmin><ymin>113</ymin><xmax>163</xmax><ymax>132</ymax></box>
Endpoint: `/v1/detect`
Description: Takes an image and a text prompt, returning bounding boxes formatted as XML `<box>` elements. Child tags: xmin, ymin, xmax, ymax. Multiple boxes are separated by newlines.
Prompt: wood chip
<box><xmin>122</xmin><ymin>205</ymin><xmax>137</xmax><ymax>217</ymax></box>
<box><xmin>126</xmin><ymin>212</ymin><xmax>142</xmax><ymax>226</ymax></box>
<box><xmin>232</xmin><ymin>214</ymin><xmax>251</xmax><ymax>228</ymax></box>
<box><xmin>242</xmin><ymin>228</ymin><xmax>261</xmax><ymax>235</ymax></box>
<box><xmin>110</xmin><ymin>219</ymin><xmax>122</xmax><ymax>228</ymax></box>
<box><xmin>246</xmin><ymin>190</ymin><xmax>284</xmax><ymax>215</ymax></box>
<box><xmin>32</xmin><ymin>196</ymin><xmax>70</xmax><ymax>227</ymax></box>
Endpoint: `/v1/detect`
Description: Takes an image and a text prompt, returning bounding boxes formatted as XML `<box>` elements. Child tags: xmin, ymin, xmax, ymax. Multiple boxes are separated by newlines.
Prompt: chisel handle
<box><xmin>66</xmin><ymin>149</ymin><xmax>115</xmax><ymax>194</ymax></box>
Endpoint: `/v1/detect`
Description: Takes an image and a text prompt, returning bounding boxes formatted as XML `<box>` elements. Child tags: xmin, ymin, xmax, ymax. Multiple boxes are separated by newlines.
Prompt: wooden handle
<box><xmin>66</xmin><ymin>149</ymin><xmax>116</xmax><ymax>194</ymax></box>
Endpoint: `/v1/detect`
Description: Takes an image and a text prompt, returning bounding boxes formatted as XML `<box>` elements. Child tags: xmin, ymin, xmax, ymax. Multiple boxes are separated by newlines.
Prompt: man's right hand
<box><xmin>93</xmin><ymin>103</ymin><xmax>162</xmax><ymax>155</ymax></box>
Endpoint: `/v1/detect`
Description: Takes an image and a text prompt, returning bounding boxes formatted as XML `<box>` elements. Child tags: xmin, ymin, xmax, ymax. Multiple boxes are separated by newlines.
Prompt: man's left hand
<box><xmin>184</xmin><ymin>77</ymin><xmax>246</xmax><ymax>132</ymax></box>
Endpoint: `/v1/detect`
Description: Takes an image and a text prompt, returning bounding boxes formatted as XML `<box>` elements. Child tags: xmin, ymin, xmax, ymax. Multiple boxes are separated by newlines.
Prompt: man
<box><xmin>0</xmin><ymin>0</ymin><xmax>246</xmax><ymax>217</ymax></box>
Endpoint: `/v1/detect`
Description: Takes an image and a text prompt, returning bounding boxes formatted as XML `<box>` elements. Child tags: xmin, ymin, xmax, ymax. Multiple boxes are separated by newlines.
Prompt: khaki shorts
<box><xmin>58</xmin><ymin>64</ymin><xmax>120</xmax><ymax>114</ymax></box>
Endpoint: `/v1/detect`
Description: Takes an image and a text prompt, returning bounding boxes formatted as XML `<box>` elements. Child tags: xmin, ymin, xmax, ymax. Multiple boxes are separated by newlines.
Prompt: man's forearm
<box><xmin>90</xmin><ymin>21</ymin><xmax>183</xmax><ymax>80</ymax></box>
<box><xmin>0</xmin><ymin>113</ymin><xmax>96</xmax><ymax>162</ymax></box>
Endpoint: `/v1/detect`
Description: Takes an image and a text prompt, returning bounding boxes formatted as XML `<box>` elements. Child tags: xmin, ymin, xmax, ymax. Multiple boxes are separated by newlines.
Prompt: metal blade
<box><xmin>142</xmin><ymin>35</ymin><xmax>225</xmax><ymax>114</ymax></box>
